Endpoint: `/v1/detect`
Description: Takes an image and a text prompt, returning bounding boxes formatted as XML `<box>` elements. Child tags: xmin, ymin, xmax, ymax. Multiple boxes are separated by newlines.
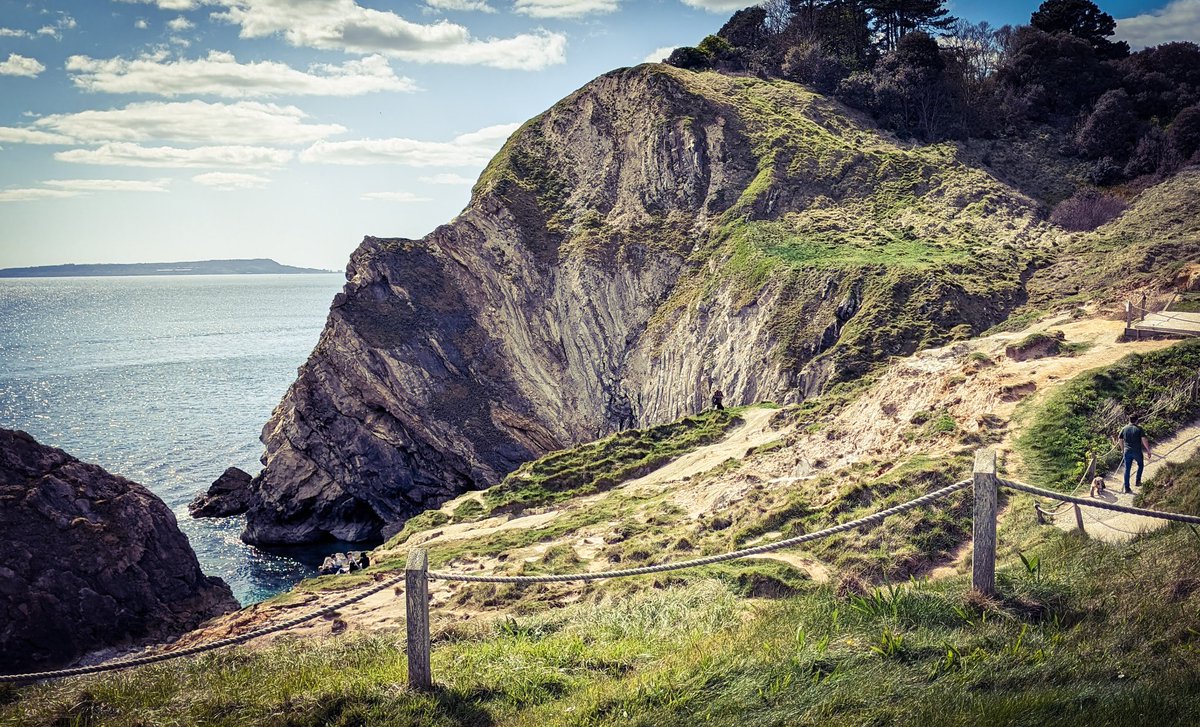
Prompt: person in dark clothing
<box><xmin>1114</xmin><ymin>414</ymin><xmax>1153</xmax><ymax>493</ymax></box>
<box><xmin>711</xmin><ymin>389</ymin><xmax>724</xmax><ymax>412</ymax></box>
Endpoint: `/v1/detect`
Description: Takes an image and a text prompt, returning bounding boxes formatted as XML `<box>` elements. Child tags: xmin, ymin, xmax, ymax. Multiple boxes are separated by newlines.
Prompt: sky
<box><xmin>0</xmin><ymin>0</ymin><xmax>1196</xmax><ymax>271</ymax></box>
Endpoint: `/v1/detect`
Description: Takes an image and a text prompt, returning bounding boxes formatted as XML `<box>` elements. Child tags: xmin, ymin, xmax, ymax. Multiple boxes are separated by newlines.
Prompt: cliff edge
<box><xmin>243</xmin><ymin>64</ymin><xmax>1056</xmax><ymax>545</ymax></box>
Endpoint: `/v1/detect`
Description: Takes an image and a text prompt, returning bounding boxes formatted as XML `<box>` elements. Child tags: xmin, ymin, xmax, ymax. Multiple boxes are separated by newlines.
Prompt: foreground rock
<box><xmin>0</xmin><ymin>429</ymin><xmax>238</xmax><ymax>673</ymax></box>
<box><xmin>189</xmin><ymin>466</ymin><xmax>253</xmax><ymax>518</ymax></box>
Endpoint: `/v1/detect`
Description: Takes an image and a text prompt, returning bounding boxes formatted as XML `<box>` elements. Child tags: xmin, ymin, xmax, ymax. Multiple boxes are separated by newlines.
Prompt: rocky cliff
<box><xmin>243</xmin><ymin>65</ymin><xmax>1056</xmax><ymax>545</ymax></box>
<box><xmin>0</xmin><ymin>429</ymin><xmax>237</xmax><ymax>672</ymax></box>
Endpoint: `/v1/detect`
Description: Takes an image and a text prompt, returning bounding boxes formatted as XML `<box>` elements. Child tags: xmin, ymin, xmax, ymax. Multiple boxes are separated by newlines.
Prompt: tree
<box><xmin>1075</xmin><ymin>89</ymin><xmax>1139</xmax><ymax>160</ymax></box>
<box><xmin>1167</xmin><ymin>104</ymin><xmax>1200</xmax><ymax>160</ymax></box>
<box><xmin>840</xmin><ymin>31</ymin><xmax>960</xmax><ymax>139</ymax></box>
<box><xmin>718</xmin><ymin>6</ymin><xmax>769</xmax><ymax>50</ymax></box>
<box><xmin>867</xmin><ymin>0</ymin><xmax>956</xmax><ymax>53</ymax></box>
<box><xmin>1030</xmin><ymin>0</ymin><xmax>1128</xmax><ymax>59</ymax></box>
<box><xmin>995</xmin><ymin>26</ymin><xmax>1115</xmax><ymax>117</ymax></box>
<box><xmin>1118</xmin><ymin>42</ymin><xmax>1200</xmax><ymax>119</ymax></box>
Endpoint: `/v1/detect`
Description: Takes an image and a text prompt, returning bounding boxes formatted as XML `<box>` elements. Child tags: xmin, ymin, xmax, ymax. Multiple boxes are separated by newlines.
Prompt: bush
<box><xmin>1167</xmin><ymin>104</ymin><xmax>1200</xmax><ymax>160</ymax></box>
<box><xmin>666</xmin><ymin>46</ymin><xmax>710</xmax><ymax>71</ymax></box>
<box><xmin>1075</xmin><ymin>89</ymin><xmax>1140</xmax><ymax>160</ymax></box>
<box><xmin>1049</xmin><ymin>190</ymin><xmax>1127</xmax><ymax>231</ymax></box>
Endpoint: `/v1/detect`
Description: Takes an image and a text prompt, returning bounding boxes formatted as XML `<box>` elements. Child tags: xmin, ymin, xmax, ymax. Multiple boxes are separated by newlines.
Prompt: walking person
<box><xmin>1114</xmin><ymin>414</ymin><xmax>1153</xmax><ymax>494</ymax></box>
<box><xmin>711</xmin><ymin>389</ymin><xmax>724</xmax><ymax>412</ymax></box>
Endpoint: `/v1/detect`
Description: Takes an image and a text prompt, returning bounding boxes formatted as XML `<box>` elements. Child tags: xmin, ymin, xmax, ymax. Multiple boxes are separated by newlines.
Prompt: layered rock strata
<box><xmin>243</xmin><ymin>65</ymin><xmax>1053</xmax><ymax>545</ymax></box>
<box><xmin>0</xmin><ymin>429</ymin><xmax>237</xmax><ymax>672</ymax></box>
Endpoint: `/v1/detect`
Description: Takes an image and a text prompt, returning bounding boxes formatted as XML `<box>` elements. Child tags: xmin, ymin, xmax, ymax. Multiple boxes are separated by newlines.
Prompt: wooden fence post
<box><xmin>406</xmin><ymin>548</ymin><xmax>432</xmax><ymax>692</ymax></box>
<box><xmin>972</xmin><ymin>449</ymin><xmax>998</xmax><ymax>597</ymax></box>
<box><xmin>1073</xmin><ymin>504</ymin><xmax>1085</xmax><ymax>534</ymax></box>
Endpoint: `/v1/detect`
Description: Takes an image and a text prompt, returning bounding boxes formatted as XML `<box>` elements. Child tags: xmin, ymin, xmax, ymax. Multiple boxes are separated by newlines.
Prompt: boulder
<box><xmin>0</xmin><ymin>429</ymin><xmax>238</xmax><ymax>673</ymax></box>
<box><xmin>189</xmin><ymin>466</ymin><xmax>253</xmax><ymax>518</ymax></box>
<box><xmin>318</xmin><ymin>551</ymin><xmax>371</xmax><ymax>576</ymax></box>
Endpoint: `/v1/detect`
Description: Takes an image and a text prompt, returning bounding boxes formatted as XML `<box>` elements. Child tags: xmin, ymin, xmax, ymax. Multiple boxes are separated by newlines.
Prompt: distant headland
<box><xmin>0</xmin><ymin>258</ymin><xmax>338</xmax><ymax>278</ymax></box>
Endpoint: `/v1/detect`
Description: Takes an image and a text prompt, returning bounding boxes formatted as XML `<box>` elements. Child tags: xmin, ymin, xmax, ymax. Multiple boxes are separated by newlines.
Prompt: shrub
<box><xmin>1049</xmin><ymin>190</ymin><xmax>1127</xmax><ymax>231</ymax></box>
<box><xmin>1075</xmin><ymin>89</ymin><xmax>1139</xmax><ymax>160</ymax></box>
<box><xmin>666</xmin><ymin>46</ymin><xmax>710</xmax><ymax>71</ymax></box>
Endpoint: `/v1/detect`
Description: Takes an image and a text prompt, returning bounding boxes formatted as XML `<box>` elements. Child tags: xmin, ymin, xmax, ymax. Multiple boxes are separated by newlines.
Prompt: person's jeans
<box><xmin>1123</xmin><ymin>449</ymin><xmax>1144</xmax><ymax>491</ymax></box>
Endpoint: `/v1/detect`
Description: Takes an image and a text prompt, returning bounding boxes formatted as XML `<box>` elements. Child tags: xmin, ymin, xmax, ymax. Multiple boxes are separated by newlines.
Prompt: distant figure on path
<box><xmin>1114</xmin><ymin>414</ymin><xmax>1153</xmax><ymax>494</ymax></box>
<box><xmin>711</xmin><ymin>389</ymin><xmax>724</xmax><ymax>412</ymax></box>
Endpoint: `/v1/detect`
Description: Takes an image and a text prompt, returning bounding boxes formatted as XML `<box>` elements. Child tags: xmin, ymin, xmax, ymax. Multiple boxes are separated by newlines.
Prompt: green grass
<box><xmin>477</xmin><ymin>409</ymin><xmax>743</xmax><ymax>515</ymax></box>
<box><xmin>1015</xmin><ymin>339</ymin><xmax>1200</xmax><ymax>489</ymax></box>
<box><xmin>12</xmin><ymin>491</ymin><xmax>1200</xmax><ymax>726</ymax></box>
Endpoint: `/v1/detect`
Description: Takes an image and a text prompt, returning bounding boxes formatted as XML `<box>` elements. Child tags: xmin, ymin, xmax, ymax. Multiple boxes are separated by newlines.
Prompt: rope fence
<box><xmin>429</xmin><ymin>479</ymin><xmax>973</xmax><ymax>585</ymax></box>
<box><xmin>6</xmin><ymin>446</ymin><xmax>1200</xmax><ymax>691</ymax></box>
<box><xmin>0</xmin><ymin>572</ymin><xmax>406</xmax><ymax>684</ymax></box>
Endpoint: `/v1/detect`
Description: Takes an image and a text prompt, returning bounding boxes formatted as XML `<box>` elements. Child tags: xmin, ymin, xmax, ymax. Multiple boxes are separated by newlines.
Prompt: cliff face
<box><xmin>0</xmin><ymin>429</ymin><xmax>237</xmax><ymax>672</ymax></box>
<box><xmin>243</xmin><ymin>65</ymin><xmax>1054</xmax><ymax>545</ymax></box>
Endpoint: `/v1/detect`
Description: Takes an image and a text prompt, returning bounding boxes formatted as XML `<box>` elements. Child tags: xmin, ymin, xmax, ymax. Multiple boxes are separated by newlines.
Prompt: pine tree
<box><xmin>867</xmin><ymin>0</ymin><xmax>956</xmax><ymax>53</ymax></box>
<box><xmin>1030</xmin><ymin>0</ymin><xmax>1129</xmax><ymax>58</ymax></box>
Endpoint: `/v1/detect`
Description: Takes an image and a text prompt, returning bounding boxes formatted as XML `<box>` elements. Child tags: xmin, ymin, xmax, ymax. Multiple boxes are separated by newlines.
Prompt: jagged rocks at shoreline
<box><xmin>189</xmin><ymin>466</ymin><xmax>254</xmax><ymax>518</ymax></box>
<box><xmin>0</xmin><ymin>429</ymin><xmax>238</xmax><ymax>673</ymax></box>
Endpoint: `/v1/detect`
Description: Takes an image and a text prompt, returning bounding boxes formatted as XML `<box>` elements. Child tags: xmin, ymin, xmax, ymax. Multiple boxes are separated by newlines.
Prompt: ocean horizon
<box><xmin>0</xmin><ymin>272</ymin><xmax>349</xmax><ymax>605</ymax></box>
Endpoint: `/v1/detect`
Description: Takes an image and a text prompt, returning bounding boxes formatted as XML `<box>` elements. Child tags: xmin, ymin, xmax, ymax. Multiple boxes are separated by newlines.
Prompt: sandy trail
<box><xmin>1053</xmin><ymin>420</ymin><xmax>1200</xmax><ymax>542</ymax></box>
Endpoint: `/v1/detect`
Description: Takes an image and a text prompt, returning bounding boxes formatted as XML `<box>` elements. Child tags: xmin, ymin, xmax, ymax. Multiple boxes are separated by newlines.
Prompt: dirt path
<box><xmin>1053</xmin><ymin>420</ymin><xmax>1200</xmax><ymax>542</ymax></box>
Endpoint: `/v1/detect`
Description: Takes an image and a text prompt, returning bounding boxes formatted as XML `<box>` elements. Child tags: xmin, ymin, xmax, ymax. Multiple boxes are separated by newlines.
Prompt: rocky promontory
<box><xmin>0</xmin><ymin>429</ymin><xmax>238</xmax><ymax>673</ymax></box>
<box><xmin>242</xmin><ymin>64</ymin><xmax>1055</xmax><ymax>546</ymax></box>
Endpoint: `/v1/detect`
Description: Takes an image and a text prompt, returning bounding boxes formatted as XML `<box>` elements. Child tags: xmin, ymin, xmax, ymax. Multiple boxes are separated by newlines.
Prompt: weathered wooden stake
<box><xmin>1073</xmin><ymin>504</ymin><xmax>1085</xmax><ymax>534</ymax></box>
<box><xmin>972</xmin><ymin>449</ymin><xmax>998</xmax><ymax>597</ymax></box>
<box><xmin>406</xmin><ymin>548</ymin><xmax>432</xmax><ymax>692</ymax></box>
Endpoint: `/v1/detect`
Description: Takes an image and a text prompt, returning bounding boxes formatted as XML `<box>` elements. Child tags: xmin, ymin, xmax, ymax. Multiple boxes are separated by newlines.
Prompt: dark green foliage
<box><xmin>1030</xmin><ymin>0</ymin><xmax>1128</xmax><ymax>58</ymax></box>
<box><xmin>866</xmin><ymin>0</ymin><xmax>956</xmax><ymax>53</ymax></box>
<box><xmin>996</xmin><ymin>26</ymin><xmax>1113</xmax><ymax>117</ymax></box>
<box><xmin>1119</xmin><ymin>42</ymin><xmax>1200</xmax><ymax>119</ymax></box>
<box><xmin>1016</xmin><ymin>340</ymin><xmax>1200</xmax><ymax>489</ymax></box>
<box><xmin>666</xmin><ymin>46</ymin><xmax>711</xmax><ymax>71</ymax></box>
<box><xmin>1168</xmin><ymin>105</ymin><xmax>1200</xmax><ymax>161</ymax></box>
<box><xmin>1075</xmin><ymin>89</ymin><xmax>1139</xmax><ymax>161</ymax></box>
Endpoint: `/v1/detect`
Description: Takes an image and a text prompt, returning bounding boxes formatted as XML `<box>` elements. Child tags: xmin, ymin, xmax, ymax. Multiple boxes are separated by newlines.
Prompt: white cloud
<box><xmin>0</xmin><ymin>178</ymin><xmax>171</xmax><ymax>203</ymax></box>
<box><xmin>514</xmin><ymin>0</ymin><xmax>619</xmax><ymax>17</ymax></box>
<box><xmin>56</xmin><ymin>142</ymin><xmax>294</xmax><ymax>168</ymax></box>
<box><xmin>135</xmin><ymin>19</ymin><xmax>149</xmax><ymax>29</ymax></box>
<box><xmin>67</xmin><ymin>51</ymin><xmax>416</xmax><ymax>97</ymax></box>
<box><xmin>1117</xmin><ymin>0</ymin><xmax>1200</xmax><ymax>49</ymax></box>
<box><xmin>170</xmin><ymin>36</ymin><xmax>192</xmax><ymax>46</ymax></box>
<box><xmin>211</xmin><ymin>0</ymin><xmax>566</xmax><ymax>70</ymax></box>
<box><xmin>0</xmin><ymin>127</ymin><xmax>73</xmax><ymax>144</ymax></box>
<box><xmin>0</xmin><ymin>54</ymin><xmax>45</xmax><ymax>78</ymax></box>
<box><xmin>424</xmin><ymin>0</ymin><xmax>496</xmax><ymax>11</ymax></box>
<box><xmin>167</xmin><ymin>16</ymin><xmax>195</xmax><ymax>31</ymax></box>
<box><xmin>0</xmin><ymin>188</ymin><xmax>80</xmax><ymax>203</ymax></box>
<box><xmin>33</xmin><ymin>100</ymin><xmax>344</xmax><ymax>145</ymax></box>
<box><xmin>35</xmin><ymin>14</ymin><xmax>76</xmax><ymax>40</ymax></box>
<box><xmin>299</xmin><ymin>122</ymin><xmax>518</xmax><ymax>166</ymax></box>
<box><xmin>678</xmin><ymin>0</ymin><xmax>754</xmax><ymax>10</ymax></box>
<box><xmin>362</xmin><ymin>191</ymin><xmax>434</xmax><ymax>202</ymax></box>
<box><xmin>43</xmin><ymin>178</ymin><xmax>172</xmax><ymax>192</ymax></box>
<box><xmin>0</xmin><ymin>27</ymin><xmax>30</xmax><ymax>38</ymax></box>
<box><xmin>193</xmin><ymin>171</ymin><xmax>271</xmax><ymax>189</ymax></box>
<box><xmin>116</xmin><ymin>0</ymin><xmax>208</xmax><ymax>10</ymax></box>
<box><xmin>642</xmin><ymin>45</ymin><xmax>677</xmax><ymax>63</ymax></box>
<box><xmin>418</xmin><ymin>172</ymin><xmax>474</xmax><ymax>184</ymax></box>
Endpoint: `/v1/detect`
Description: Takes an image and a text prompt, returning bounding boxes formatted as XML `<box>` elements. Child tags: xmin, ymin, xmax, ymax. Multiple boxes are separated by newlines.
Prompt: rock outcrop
<box><xmin>243</xmin><ymin>64</ymin><xmax>1055</xmax><ymax>545</ymax></box>
<box><xmin>0</xmin><ymin>429</ymin><xmax>238</xmax><ymax>673</ymax></box>
<box><xmin>189</xmin><ymin>466</ymin><xmax>253</xmax><ymax>518</ymax></box>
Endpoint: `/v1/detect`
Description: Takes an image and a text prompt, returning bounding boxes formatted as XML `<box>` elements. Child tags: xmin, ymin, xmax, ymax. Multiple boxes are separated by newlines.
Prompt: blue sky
<box><xmin>0</xmin><ymin>0</ymin><xmax>1195</xmax><ymax>270</ymax></box>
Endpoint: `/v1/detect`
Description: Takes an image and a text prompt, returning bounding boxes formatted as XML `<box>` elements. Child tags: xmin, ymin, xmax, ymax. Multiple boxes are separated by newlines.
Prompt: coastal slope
<box><xmin>243</xmin><ymin>64</ymin><xmax>1055</xmax><ymax>545</ymax></box>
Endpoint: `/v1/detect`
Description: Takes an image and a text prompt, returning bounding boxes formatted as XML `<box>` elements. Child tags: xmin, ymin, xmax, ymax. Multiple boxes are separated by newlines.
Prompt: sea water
<box><xmin>0</xmin><ymin>274</ymin><xmax>348</xmax><ymax>605</ymax></box>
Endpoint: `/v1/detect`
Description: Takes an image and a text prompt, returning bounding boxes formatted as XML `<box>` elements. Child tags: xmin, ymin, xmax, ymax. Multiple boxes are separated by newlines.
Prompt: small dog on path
<box><xmin>1090</xmin><ymin>476</ymin><xmax>1106</xmax><ymax>498</ymax></box>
